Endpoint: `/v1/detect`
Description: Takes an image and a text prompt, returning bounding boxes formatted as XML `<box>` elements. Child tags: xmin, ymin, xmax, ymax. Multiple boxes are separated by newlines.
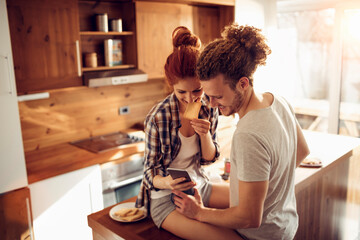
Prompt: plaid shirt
<box><xmin>135</xmin><ymin>93</ymin><xmax>220</xmax><ymax>211</ymax></box>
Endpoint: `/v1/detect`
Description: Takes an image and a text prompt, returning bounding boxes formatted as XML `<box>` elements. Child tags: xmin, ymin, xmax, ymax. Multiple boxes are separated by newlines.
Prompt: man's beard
<box><xmin>223</xmin><ymin>89</ymin><xmax>244</xmax><ymax>116</ymax></box>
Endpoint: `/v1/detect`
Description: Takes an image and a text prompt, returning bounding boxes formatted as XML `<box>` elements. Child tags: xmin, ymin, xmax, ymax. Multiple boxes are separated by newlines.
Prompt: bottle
<box><xmin>222</xmin><ymin>157</ymin><xmax>230</xmax><ymax>180</ymax></box>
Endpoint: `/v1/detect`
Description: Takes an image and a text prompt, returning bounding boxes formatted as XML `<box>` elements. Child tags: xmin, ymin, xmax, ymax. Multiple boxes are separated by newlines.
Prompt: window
<box><xmin>269</xmin><ymin>1</ymin><xmax>360</xmax><ymax>138</ymax></box>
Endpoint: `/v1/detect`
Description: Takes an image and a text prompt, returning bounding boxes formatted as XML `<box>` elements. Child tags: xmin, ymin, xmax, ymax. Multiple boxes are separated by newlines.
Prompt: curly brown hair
<box><xmin>164</xmin><ymin>26</ymin><xmax>201</xmax><ymax>86</ymax></box>
<box><xmin>196</xmin><ymin>24</ymin><xmax>271</xmax><ymax>88</ymax></box>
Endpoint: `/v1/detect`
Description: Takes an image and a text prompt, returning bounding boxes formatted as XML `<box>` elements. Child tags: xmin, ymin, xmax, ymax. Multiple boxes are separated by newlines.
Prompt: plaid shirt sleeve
<box><xmin>142</xmin><ymin>115</ymin><xmax>167</xmax><ymax>190</ymax></box>
<box><xmin>136</xmin><ymin>114</ymin><xmax>166</xmax><ymax>210</ymax></box>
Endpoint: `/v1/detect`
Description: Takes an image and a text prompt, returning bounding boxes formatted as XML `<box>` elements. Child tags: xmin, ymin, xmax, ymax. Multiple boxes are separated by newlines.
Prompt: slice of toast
<box><xmin>114</xmin><ymin>207</ymin><xmax>137</xmax><ymax>217</ymax></box>
<box><xmin>114</xmin><ymin>207</ymin><xmax>144</xmax><ymax>221</ymax></box>
<box><xmin>183</xmin><ymin>102</ymin><xmax>201</xmax><ymax>120</ymax></box>
<box><xmin>121</xmin><ymin>209</ymin><xmax>144</xmax><ymax>221</ymax></box>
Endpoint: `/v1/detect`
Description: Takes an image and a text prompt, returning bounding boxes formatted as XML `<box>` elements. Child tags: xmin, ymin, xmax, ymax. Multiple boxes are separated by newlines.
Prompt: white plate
<box><xmin>109</xmin><ymin>202</ymin><xmax>147</xmax><ymax>223</ymax></box>
<box><xmin>300</xmin><ymin>157</ymin><xmax>322</xmax><ymax>168</ymax></box>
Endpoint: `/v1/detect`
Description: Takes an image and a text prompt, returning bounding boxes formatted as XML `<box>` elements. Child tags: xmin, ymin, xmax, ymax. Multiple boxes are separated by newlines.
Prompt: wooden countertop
<box><xmin>88</xmin><ymin>197</ymin><xmax>181</xmax><ymax>240</ymax></box>
<box><xmin>25</xmin><ymin>129</ymin><xmax>145</xmax><ymax>184</ymax></box>
<box><xmin>87</xmin><ymin>131</ymin><xmax>360</xmax><ymax>240</ymax></box>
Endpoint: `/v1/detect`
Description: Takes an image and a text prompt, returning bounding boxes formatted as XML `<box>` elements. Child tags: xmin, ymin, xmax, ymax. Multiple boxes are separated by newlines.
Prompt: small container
<box><xmin>110</xmin><ymin>19</ymin><xmax>122</xmax><ymax>32</ymax></box>
<box><xmin>84</xmin><ymin>53</ymin><xmax>97</xmax><ymax>68</ymax></box>
<box><xmin>222</xmin><ymin>157</ymin><xmax>230</xmax><ymax>180</ymax></box>
<box><xmin>96</xmin><ymin>13</ymin><xmax>108</xmax><ymax>32</ymax></box>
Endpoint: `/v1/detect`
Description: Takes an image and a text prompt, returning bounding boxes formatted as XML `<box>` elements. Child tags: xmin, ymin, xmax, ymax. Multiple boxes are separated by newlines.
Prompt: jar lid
<box><xmin>85</xmin><ymin>52</ymin><xmax>97</xmax><ymax>56</ymax></box>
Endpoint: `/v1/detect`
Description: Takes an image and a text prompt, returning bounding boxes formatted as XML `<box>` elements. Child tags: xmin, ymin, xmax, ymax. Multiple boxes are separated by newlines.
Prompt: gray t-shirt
<box><xmin>230</xmin><ymin>94</ymin><xmax>298</xmax><ymax>240</ymax></box>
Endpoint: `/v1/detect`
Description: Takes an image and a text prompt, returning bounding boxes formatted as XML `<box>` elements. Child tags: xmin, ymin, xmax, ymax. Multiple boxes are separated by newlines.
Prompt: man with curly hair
<box><xmin>172</xmin><ymin>24</ymin><xmax>310</xmax><ymax>240</ymax></box>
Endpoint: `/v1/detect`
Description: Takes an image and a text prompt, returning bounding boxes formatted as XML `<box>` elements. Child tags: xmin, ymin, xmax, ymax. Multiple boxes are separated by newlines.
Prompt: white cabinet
<box><xmin>0</xmin><ymin>0</ymin><xmax>28</xmax><ymax>194</ymax></box>
<box><xmin>29</xmin><ymin>165</ymin><xmax>103</xmax><ymax>240</ymax></box>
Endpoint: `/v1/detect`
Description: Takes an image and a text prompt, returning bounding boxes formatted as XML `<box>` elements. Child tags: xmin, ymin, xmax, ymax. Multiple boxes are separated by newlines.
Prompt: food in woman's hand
<box><xmin>183</xmin><ymin>102</ymin><xmax>201</xmax><ymax>120</ymax></box>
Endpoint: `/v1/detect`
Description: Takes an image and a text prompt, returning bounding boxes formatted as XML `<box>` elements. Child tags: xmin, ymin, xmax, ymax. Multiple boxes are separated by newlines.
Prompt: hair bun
<box><xmin>222</xmin><ymin>24</ymin><xmax>262</xmax><ymax>50</ymax></box>
<box><xmin>172</xmin><ymin>26</ymin><xmax>201</xmax><ymax>50</ymax></box>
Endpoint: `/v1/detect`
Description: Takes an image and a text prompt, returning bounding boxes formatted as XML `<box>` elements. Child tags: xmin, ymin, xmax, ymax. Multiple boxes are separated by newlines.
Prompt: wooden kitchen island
<box><xmin>88</xmin><ymin>131</ymin><xmax>360</xmax><ymax>240</ymax></box>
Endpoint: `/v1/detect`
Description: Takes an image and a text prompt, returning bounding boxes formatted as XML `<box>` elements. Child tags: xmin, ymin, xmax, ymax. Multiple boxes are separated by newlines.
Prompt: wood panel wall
<box><xmin>19</xmin><ymin>79</ymin><xmax>167</xmax><ymax>152</ymax></box>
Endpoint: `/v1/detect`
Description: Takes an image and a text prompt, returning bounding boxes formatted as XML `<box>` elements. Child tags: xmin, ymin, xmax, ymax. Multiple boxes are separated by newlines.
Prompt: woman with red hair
<box><xmin>136</xmin><ymin>26</ymin><xmax>242</xmax><ymax>239</ymax></box>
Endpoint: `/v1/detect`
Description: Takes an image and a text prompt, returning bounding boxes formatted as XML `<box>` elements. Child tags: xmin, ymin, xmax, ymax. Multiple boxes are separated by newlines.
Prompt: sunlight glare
<box><xmin>345</xmin><ymin>9</ymin><xmax>360</xmax><ymax>41</ymax></box>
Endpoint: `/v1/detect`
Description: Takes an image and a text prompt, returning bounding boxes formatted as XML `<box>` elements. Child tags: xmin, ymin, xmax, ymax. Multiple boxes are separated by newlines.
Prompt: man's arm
<box><xmin>174</xmin><ymin>179</ymin><xmax>268</xmax><ymax>229</ymax></box>
<box><xmin>296</xmin><ymin>122</ymin><xmax>310</xmax><ymax>167</ymax></box>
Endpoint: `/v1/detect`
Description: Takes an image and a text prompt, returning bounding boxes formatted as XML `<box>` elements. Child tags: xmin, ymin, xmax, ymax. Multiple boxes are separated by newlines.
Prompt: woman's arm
<box><xmin>197</xmin><ymin>128</ymin><xmax>216</xmax><ymax>161</ymax></box>
<box><xmin>296</xmin><ymin>122</ymin><xmax>310</xmax><ymax>167</ymax></box>
<box><xmin>142</xmin><ymin>117</ymin><xmax>165</xmax><ymax>190</ymax></box>
<box><xmin>153</xmin><ymin>175</ymin><xmax>196</xmax><ymax>191</ymax></box>
<box><xmin>191</xmin><ymin>108</ymin><xmax>219</xmax><ymax>162</ymax></box>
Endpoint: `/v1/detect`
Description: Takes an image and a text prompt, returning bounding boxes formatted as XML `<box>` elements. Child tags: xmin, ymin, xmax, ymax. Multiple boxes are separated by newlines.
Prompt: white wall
<box><xmin>234</xmin><ymin>0</ymin><xmax>281</xmax><ymax>95</ymax></box>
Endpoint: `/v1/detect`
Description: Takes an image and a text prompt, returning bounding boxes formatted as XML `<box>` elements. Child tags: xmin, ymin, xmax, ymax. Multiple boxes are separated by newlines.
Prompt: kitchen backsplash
<box><xmin>18</xmin><ymin>79</ymin><xmax>167</xmax><ymax>152</ymax></box>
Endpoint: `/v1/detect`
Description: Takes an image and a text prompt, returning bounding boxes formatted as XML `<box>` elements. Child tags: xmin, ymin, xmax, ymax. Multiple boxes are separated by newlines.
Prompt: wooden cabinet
<box><xmin>78</xmin><ymin>0</ymin><xmax>138</xmax><ymax>73</ymax></box>
<box><xmin>7</xmin><ymin>0</ymin><xmax>82</xmax><ymax>94</ymax></box>
<box><xmin>0</xmin><ymin>187</ymin><xmax>34</xmax><ymax>240</ymax></box>
<box><xmin>6</xmin><ymin>0</ymin><xmax>233</xmax><ymax>93</ymax></box>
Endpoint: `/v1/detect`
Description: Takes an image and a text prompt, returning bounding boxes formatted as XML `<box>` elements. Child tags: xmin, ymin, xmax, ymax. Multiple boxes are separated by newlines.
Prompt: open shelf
<box><xmin>78</xmin><ymin>1</ymin><xmax>138</xmax><ymax>72</ymax></box>
<box><xmin>82</xmin><ymin>64</ymin><xmax>136</xmax><ymax>72</ymax></box>
<box><xmin>80</xmin><ymin>31</ymin><xmax>134</xmax><ymax>36</ymax></box>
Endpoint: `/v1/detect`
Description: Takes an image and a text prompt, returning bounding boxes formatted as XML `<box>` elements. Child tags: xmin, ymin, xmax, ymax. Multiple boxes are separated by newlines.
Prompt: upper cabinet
<box><xmin>7</xmin><ymin>0</ymin><xmax>82</xmax><ymax>95</ymax></box>
<box><xmin>6</xmin><ymin>0</ymin><xmax>233</xmax><ymax>94</ymax></box>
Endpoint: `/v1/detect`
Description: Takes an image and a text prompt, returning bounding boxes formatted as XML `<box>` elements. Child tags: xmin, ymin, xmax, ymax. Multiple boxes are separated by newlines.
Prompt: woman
<box><xmin>136</xmin><ymin>26</ymin><xmax>242</xmax><ymax>240</ymax></box>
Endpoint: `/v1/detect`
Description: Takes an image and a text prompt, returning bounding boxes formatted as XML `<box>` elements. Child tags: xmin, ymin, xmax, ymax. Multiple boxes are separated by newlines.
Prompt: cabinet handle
<box><xmin>75</xmin><ymin>40</ymin><xmax>81</xmax><ymax>77</ymax></box>
<box><xmin>108</xmin><ymin>174</ymin><xmax>143</xmax><ymax>190</ymax></box>
<box><xmin>26</xmin><ymin>198</ymin><xmax>34</xmax><ymax>240</ymax></box>
<box><xmin>0</xmin><ymin>55</ymin><xmax>13</xmax><ymax>95</ymax></box>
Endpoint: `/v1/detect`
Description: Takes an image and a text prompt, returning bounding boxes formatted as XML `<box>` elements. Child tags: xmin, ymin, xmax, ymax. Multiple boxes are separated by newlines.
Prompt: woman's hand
<box><xmin>165</xmin><ymin>175</ymin><xmax>196</xmax><ymax>191</ymax></box>
<box><xmin>190</xmin><ymin>119</ymin><xmax>211</xmax><ymax>137</ymax></box>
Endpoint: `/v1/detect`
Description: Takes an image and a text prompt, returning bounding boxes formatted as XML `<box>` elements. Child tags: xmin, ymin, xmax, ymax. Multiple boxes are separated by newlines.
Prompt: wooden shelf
<box><xmin>82</xmin><ymin>64</ymin><xmax>136</xmax><ymax>72</ymax></box>
<box><xmin>80</xmin><ymin>31</ymin><xmax>134</xmax><ymax>36</ymax></box>
<box><xmin>134</xmin><ymin>0</ymin><xmax>235</xmax><ymax>6</ymax></box>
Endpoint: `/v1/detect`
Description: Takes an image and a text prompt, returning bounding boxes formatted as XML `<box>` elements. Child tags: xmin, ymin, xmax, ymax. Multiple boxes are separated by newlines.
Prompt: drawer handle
<box><xmin>26</xmin><ymin>197</ymin><xmax>35</xmax><ymax>240</ymax></box>
<box><xmin>109</xmin><ymin>175</ymin><xmax>143</xmax><ymax>190</ymax></box>
<box><xmin>0</xmin><ymin>55</ymin><xmax>13</xmax><ymax>95</ymax></box>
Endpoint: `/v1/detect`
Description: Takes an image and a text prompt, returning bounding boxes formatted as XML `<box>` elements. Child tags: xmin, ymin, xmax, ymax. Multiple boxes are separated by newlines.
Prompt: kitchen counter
<box><xmin>25</xmin><ymin>129</ymin><xmax>145</xmax><ymax>184</ymax></box>
<box><xmin>87</xmin><ymin>131</ymin><xmax>360</xmax><ymax>240</ymax></box>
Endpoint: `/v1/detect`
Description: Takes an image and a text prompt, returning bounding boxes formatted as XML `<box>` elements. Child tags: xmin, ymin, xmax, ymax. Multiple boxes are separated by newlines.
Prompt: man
<box><xmin>172</xmin><ymin>24</ymin><xmax>310</xmax><ymax>240</ymax></box>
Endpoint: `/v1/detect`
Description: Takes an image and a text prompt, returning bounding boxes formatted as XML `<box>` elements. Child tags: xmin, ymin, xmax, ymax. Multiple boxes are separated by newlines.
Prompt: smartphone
<box><xmin>167</xmin><ymin>168</ymin><xmax>192</xmax><ymax>182</ymax></box>
<box><xmin>168</xmin><ymin>168</ymin><xmax>195</xmax><ymax>202</ymax></box>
